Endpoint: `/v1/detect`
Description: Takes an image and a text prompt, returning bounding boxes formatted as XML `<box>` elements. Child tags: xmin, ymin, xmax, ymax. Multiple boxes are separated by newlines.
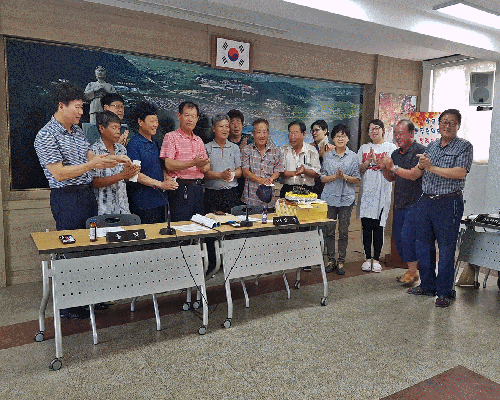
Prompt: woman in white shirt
<box><xmin>357</xmin><ymin>119</ymin><xmax>397</xmax><ymax>272</ymax></box>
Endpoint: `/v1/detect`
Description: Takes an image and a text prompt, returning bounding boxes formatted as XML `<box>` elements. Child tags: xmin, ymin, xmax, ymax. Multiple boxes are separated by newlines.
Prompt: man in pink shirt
<box><xmin>160</xmin><ymin>101</ymin><xmax>209</xmax><ymax>221</ymax></box>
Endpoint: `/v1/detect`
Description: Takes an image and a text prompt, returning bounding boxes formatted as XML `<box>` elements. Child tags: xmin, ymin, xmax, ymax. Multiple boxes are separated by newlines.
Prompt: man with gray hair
<box><xmin>203</xmin><ymin>114</ymin><xmax>242</xmax><ymax>214</ymax></box>
<box><xmin>379</xmin><ymin>119</ymin><xmax>426</xmax><ymax>285</ymax></box>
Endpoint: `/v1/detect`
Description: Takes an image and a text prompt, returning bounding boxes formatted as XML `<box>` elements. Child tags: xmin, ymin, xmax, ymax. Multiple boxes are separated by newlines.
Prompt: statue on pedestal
<box><xmin>84</xmin><ymin>66</ymin><xmax>116</xmax><ymax>124</ymax></box>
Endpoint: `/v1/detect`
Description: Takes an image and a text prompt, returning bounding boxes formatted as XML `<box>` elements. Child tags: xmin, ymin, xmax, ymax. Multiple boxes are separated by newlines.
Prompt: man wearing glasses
<box><xmin>85</xmin><ymin>93</ymin><xmax>129</xmax><ymax>145</ymax></box>
<box><xmin>382</xmin><ymin>109</ymin><xmax>473</xmax><ymax>308</ymax></box>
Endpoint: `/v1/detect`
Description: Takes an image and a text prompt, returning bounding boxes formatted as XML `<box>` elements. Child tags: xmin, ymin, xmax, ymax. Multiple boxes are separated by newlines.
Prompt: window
<box><xmin>430</xmin><ymin>60</ymin><xmax>495</xmax><ymax>163</ymax></box>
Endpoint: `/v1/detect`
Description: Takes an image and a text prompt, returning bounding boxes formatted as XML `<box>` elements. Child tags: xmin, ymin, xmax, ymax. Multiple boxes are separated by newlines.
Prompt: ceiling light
<box><xmin>434</xmin><ymin>1</ymin><xmax>500</xmax><ymax>30</ymax></box>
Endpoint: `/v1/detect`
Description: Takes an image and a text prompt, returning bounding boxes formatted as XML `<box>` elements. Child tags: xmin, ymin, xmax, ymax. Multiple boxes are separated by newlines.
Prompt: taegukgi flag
<box><xmin>215</xmin><ymin>38</ymin><xmax>250</xmax><ymax>71</ymax></box>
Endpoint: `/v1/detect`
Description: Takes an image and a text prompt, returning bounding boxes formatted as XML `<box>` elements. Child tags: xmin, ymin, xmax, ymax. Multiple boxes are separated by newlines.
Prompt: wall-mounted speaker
<box><xmin>469</xmin><ymin>72</ymin><xmax>495</xmax><ymax>107</ymax></box>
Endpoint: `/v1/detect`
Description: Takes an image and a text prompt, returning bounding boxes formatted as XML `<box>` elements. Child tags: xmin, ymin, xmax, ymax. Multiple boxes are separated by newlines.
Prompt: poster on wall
<box><xmin>402</xmin><ymin>112</ymin><xmax>441</xmax><ymax>146</ymax></box>
<box><xmin>378</xmin><ymin>93</ymin><xmax>417</xmax><ymax>143</ymax></box>
<box><xmin>6</xmin><ymin>38</ymin><xmax>363</xmax><ymax>190</ymax></box>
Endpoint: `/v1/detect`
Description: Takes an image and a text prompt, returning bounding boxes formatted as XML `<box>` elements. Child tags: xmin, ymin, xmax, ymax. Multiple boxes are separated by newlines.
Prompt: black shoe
<box><xmin>60</xmin><ymin>307</ymin><xmax>90</xmax><ymax>319</ymax></box>
<box><xmin>325</xmin><ymin>261</ymin><xmax>337</xmax><ymax>273</ymax></box>
<box><xmin>302</xmin><ymin>266</ymin><xmax>312</xmax><ymax>272</ymax></box>
<box><xmin>93</xmin><ymin>303</ymin><xmax>109</xmax><ymax>311</ymax></box>
<box><xmin>336</xmin><ymin>262</ymin><xmax>345</xmax><ymax>275</ymax></box>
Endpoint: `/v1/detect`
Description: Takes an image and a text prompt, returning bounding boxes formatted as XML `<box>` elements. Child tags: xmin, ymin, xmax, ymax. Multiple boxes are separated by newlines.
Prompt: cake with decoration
<box><xmin>285</xmin><ymin>186</ymin><xmax>318</xmax><ymax>203</ymax></box>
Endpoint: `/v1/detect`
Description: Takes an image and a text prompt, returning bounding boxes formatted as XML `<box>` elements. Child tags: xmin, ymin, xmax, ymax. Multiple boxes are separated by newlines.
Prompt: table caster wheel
<box><xmin>34</xmin><ymin>331</ymin><xmax>44</xmax><ymax>342</ymax></box>
<box><xmin>198</xmin><ymin>325</ymin><xmax>207</xmax><ymax>335</ymax></box>
<box><xmin>192</xmin><ymin>301</ymin><xmax>200</xmax><ymax>310</ymax></box>
<box><xmin>450</xmin><ymin>290</ymin><xmax>456</xmax><ymax>299</ymax></box>
<box><xmin>222</xmin><ymin>318</ymin><xmax>231</xmax><ymax>329</ymax></box>
<box><xmin>294</xmin><ymin>281</ymin><xmax>300</xmax><ymax>289</ymax></box>
<box><xmin>182</xmin><ymin>302</ymin><xmax>191</xmax><ymax>311</ymax></box>
<box><xmin>320</xmin><ymin>297</ymin><xmax>327</xmax><ymax>306</ymax></box>
<box><xmin>474</xmin><ymin>281</ymin><xmax>480</xmax><ymax>289</ymax></box>
<box><xmin>49</xmin><ymin>358</ymin><xmax>62</xmax><ymax>371</ymax></box>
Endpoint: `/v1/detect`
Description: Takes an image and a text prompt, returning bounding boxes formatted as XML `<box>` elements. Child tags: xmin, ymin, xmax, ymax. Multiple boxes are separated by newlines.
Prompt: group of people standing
<box><xmin>34</xmin><ymin>82</ymin><xmax>472</xmax><ymax>318</ymax></box>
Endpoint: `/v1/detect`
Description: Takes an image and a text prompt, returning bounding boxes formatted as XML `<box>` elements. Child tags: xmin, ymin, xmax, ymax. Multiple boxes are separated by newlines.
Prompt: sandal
<box><xmin>407</xmin><ymin>286</ymin><xmax>436</xmax><ymax>296</ymax></box>
<box><xmin>435</xmin><ymin>296</ymin><xmax>451</xmax><ymax>308</ymax></box>
<box><xmin>398</xmin><ymin>272</ymin><xmax>419</xmax><ymax>285</ymax></box>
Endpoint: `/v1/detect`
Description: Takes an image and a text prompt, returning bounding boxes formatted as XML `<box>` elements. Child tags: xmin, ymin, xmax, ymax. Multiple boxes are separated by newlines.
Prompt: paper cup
<box><xmin>129</xmin><ymin>160</ymin><xmax>141</xmax><ymax>182</ymax></box>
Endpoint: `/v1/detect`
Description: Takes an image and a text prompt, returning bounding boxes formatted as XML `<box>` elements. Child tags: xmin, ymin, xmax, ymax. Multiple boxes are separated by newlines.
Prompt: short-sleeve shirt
<box><xmin>391</xmin><ymin>141</ymin><xmax>426</xmax><ymax>209</ymax></box>
<box><xmin>241</xmin><ymin>141</ymin><xmax>284</xmax><ymax>206</ymax></box>
<box><xmin>159</xmin><ymin>128</ymin><xmax>208</xmax><ymax>180</ymax></box>
<box><xmin>422</xmin><ymin>137</ymin><xmax>473</xmax><ymax>195</ymax></box>
<box><xmin>320</xmin><ymin>148</ymin><xmax>360</xmax><ymax>207</ymax></box>
<box><xmin>91</xmin><ymin>139</ymin><xmax>130</xmax><ymax>215</ymax></box>
<box><xmin>126</xmin><ymin>133</ymin><xmax>167</xmax><ymax>210</ymax></box>
<box><xmin>204</xmin><ymin>140</ymin><xmax>242</xmax><ymax>190</ymax></box>
<box><xmin>281</xmin><ymin>143</ymin><xmax>321</xmax><ymax>187</ymax></box>
<box><xmin>34</xmin><ymin>117</ymin><xmax>93</xmax><ymax>188</ymax></box>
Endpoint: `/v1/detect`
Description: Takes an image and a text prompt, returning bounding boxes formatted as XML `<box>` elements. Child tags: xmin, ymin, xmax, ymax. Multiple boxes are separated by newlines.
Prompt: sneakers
<box><xmin>336</xmin><ymin>262</ymin><xmax>345</xmax><ymax>275</ymax></box>
<box><xmin>361</xmin><ymin>259</ymin><xmax>372</xmax><ymax>271</ymax></box>
<box><xmin>325</xmin><ymin>260</ymin><xmax>337</xmax><ymax>273</ymax></box>
<box><xmin>372</xmin><ymin>260</ymin><xmax>382</xmax><ymax>273</ymax></box>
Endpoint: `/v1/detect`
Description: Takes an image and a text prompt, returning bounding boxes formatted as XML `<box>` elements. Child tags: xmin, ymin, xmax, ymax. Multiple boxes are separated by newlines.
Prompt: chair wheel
<box><xmin>192</xmin><ymin>301</ymin><xmax>200</xmax><ymax>310</ymax></box>
<box><xmin>294</xmin><ymin>281</ymin><xmax>300</xmax><ymax>289</ymax></box>
<box><xmin>182</xmin><ymin>302</ymin><xmax>191</xmax><ymax>311</ymax></box>
<box><xmin>320</xmin><ymin>297</ymin><xmax>327</xmax><ymax>306</ymax></box>
<box><xmin>222</xmin><ymin>318</ymin><xmax>231</xmax><ymax>329</ymax></box>
<box><xmin>34</xmin><ymin>331</ymin><xmax>44</xmax><ymax>342</ymax></box>
<box><xmin>198</xmin><ymin>325</ymin><xmax>207</xmax><ymax>335</ymax></box>
<box><xmin>49</xmin><ymin>358</ymin><xmax>62</xmax><ymax>371</ymax></box>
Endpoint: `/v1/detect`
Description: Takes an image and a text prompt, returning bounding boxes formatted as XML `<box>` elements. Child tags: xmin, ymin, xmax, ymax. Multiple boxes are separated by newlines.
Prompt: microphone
<box><xmin>240</xmin><ymin>178</ymin><xmax>254</xmax><ymax>227</ymax></box>
<box><xmin>155</xmin><ymin>187</ymin><xmax>176</xmax><ymax>235</ymax></box>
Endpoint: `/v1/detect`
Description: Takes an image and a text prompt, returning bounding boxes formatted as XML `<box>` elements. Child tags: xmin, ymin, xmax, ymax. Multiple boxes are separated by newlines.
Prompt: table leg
<box><xmin>152</xmin><ymin>294</ymin><xmax>161</xmax><ymax>331</ymax></box>
<box><xmin>36</xmin><ymin>260</ymin><xmax>50</xmax><ymax>341</ymax></box>
<box><xmin>89</xmin><ymin>304</ymin><xmax>98</xmax><ymax>345</ymax></box>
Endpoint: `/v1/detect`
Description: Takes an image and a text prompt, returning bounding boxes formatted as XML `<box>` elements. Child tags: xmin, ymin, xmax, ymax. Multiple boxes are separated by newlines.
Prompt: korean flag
<box><xmin>216</xmin><ymin>38</ymin><xmax>250</xmax><ymax>71</ymax></box>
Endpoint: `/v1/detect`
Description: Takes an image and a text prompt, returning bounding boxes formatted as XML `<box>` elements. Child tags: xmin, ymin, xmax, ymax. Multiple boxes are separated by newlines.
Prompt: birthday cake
<box><xmin>285</xmin><ymin>187</ymin><xmax>318</xmax><ymax>203</ymax></box>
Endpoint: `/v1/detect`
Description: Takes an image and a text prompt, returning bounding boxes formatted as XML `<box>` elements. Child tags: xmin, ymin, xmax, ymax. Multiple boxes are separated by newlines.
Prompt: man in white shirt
<box><xmin>280</xmin><ymin>120</ymin><xmax>321</xmax><ymax>198</ymax></box>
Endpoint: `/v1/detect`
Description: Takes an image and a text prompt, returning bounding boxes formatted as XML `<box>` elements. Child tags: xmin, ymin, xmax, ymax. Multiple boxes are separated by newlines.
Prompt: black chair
<box><xmin>230</xmin><ymin>205</ymin><xmax>263</xmax><ymax>216</ymax></box>
<box><xmin>85</xmin><ymin>213</ymin><xmax>141</xmax><ymax>228</ymax></box>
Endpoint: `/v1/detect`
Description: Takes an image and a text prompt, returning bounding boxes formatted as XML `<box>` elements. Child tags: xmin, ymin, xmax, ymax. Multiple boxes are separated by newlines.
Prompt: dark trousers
<box><xmin>50</xmin><ymin>185</ymin><xmax>97</xmax><ymax>230</ymax></box>
<box><xmin>416</xmin><ymin>195</ymin><xmax>463</xmax><ymax>297</ymax></box>
<box><xmin>325</xmin><ymin>203</ymin><xmax>354</xmax><ymax>263</ymax></box>
<box><xmin>393</xmin><ymin>203</ymin><xmax>419</xmax><ymax>263</ymax></box>
<box><xmin>130</xmin><ymin>204</ymin><xmax>166</xmax><ymax>225</ymax></box>
<box><xmin>361</xmin><ymin>217</ymin><xmax>384</xmax><ymax>261</ymax></box>
<box><xmin>204</xmin><ymin>187</ymin><xmax>240</xmax><ymax>214</ymax></box>
<box><xmin>169</xmin><ymin>183</ymin><xmax>204</xmax><ymax>222</ymax></box>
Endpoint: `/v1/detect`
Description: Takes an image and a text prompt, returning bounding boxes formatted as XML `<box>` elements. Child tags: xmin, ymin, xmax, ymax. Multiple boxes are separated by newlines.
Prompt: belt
<box><xmin>52</xmin><ymin>183</ymin><xmax>93</xmax><ymax>193</ymax></box>
<box><xmin>424</xmin><ymin>191</ymin><xmax>462</xmax><ymax>200</ymax></box>
<box><xmin>177</xmin><ymin>178</ymin><xmax>203</xmax><ymax>186</ymax></box>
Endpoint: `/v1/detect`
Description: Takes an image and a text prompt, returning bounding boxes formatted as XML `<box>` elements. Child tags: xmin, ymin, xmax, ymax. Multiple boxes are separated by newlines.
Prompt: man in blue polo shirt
<box><xmin>126</xmin><ymin>102</ymin><xmax>178</xmax><ymax>224</ymax></box>
<box><xmin>34</xmin><ymin>83</ymin><xmax>131</xmax><ymax>319</ymax></box>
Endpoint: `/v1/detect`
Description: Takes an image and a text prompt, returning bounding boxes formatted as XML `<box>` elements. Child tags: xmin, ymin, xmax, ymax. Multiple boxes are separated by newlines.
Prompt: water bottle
<box><xmin>89</xmin><ymin>219</ymin><xmax>97</xmax><ymax>242</ymax></box>
<box><xmin>262</xmin><ymin>206</ymin><xmax>268</xmax><ymax>224</ymax></box>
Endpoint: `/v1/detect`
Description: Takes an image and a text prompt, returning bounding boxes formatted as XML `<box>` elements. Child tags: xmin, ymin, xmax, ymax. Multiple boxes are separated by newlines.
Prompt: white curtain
<box><xmin>431</xmin><ymin>61</ymin><xmax>495</xmax><ymax>163</ymax></box>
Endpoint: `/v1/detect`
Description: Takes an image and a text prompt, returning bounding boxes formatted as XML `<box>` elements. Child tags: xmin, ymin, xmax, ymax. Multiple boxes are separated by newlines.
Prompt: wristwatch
<box><xmin>393</xmin><ymin>165</ymin><xmax>399</xmax><ymax>174</ymax></box>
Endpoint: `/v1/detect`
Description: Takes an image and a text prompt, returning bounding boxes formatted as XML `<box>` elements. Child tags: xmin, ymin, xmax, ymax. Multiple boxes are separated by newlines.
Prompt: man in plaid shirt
<box><xmin>241</xmin><ymin>118</ymin><xmax>284</xmax><ymax>208</ymax></box>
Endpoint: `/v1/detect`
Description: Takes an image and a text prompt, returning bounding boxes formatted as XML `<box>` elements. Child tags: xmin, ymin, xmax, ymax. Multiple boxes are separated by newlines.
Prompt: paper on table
<box><xmin>174</xmin><ymin>224</ymin><xmax>211</xmax><ymax>232</ymax></box>
<box><xmin>191</xmin><ymin>214</ymin><xmax>221</xmax><ymax>228</ymax></box>
<box><xmin>235</xmin><ymin>215</ymin><xmax>260</xmax><ymax>222</ymax></box>
<box><xmin>95</xmin><ymin>227</ymin><xmax>125</xmax><ymax>238</ymax></box>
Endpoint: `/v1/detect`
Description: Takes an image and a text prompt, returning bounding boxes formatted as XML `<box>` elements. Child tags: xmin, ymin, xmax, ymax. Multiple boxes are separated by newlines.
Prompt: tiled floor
<box><xmin>1</xmin><ymin>260</ymin><xmax>500</xmax><ymax>399</ymax></box>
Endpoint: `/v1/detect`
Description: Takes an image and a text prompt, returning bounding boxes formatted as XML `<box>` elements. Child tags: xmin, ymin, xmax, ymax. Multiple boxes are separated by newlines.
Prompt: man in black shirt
<box><xmin>379</xmin><ymin>119</ymin><xmax>427</xmax><ymax>284</ymax></box>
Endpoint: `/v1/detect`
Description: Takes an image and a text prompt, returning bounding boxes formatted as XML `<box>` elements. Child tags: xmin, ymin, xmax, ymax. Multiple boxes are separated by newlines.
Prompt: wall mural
<box><xmin>6</xmin><ymin>38</ymin><xmax>363</xmax><ymax>190</ymax></box>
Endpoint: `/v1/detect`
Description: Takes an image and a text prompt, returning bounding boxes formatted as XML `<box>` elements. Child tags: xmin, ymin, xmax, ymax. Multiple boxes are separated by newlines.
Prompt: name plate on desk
<box><xmin>106</xmin><ymin>229</ymin><xmax>146</xmax><ymax>243</ymax></box>
<box><xmin>273</xmin><ymin>216</ymin><xmax>299</xmax><ymax>226</ymax></box>
<box><xmin>474</xmin><ymin>214</ymin><xmax>500</xmax><ymax>229</ymax></box>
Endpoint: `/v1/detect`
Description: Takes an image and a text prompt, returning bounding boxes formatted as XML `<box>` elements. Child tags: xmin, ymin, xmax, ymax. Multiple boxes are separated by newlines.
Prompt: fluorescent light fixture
<box><xmin>433</xmin><ymin>1</ymin><xmax>500</xmax><ymax>30</ymax></box>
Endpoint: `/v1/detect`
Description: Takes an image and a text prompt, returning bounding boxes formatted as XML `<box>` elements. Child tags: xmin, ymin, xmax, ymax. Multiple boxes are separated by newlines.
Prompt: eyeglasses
<box><xmin>334</xmin><ymin>133</ymin><xmax>348</xmax><ymax>139</ymax></box>
<box><xmin>439</xmin><ymin>120</ymin><xmax>458</xmax><ymax>127</ymax></box>
<box><xmin>369</xmin><ymin>126</ymin><xmax>382</xmax><ymax>132</ymax></box>
<box><xmin>109</xmin><ymin>104</ymin><xmax>125</xmax><ymax>110</ymax></box>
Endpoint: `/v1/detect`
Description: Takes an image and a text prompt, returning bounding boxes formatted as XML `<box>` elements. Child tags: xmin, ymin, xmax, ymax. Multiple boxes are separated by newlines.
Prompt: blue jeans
<box><xmin>50</xmin><ymin>184</ymin><xmax>98</xmax><ymax>230</ymax></box>
<box><xmin>416</xmin><ymin>194</ymin><xmax>463</xmax><ymax>297</ymax></box>
<box><xmin>393</xmin><ymin>203</ymin><xmax>418</xmax><ymax>263</ymax></box>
